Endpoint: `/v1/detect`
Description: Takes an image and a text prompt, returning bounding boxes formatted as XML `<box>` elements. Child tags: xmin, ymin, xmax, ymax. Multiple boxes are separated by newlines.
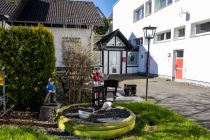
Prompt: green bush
<box><xmin>0</xmin><ymin>26</ymin><xmax>55</xmax><ymax>110</ymax></box>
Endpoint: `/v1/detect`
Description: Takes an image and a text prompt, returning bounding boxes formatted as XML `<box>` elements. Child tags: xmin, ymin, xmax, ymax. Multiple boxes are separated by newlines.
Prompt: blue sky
<box><xmin>91</xmin><ymin>0</ymin><xmax>117</xmax><ymax>18</ymax></box>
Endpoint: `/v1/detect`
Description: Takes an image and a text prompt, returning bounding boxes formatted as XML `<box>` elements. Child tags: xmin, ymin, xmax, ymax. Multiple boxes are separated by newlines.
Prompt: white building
<box><xmin>113</xmin><ymin>0</ymin><xmax>210</xmax><ymax>87</ymax></box>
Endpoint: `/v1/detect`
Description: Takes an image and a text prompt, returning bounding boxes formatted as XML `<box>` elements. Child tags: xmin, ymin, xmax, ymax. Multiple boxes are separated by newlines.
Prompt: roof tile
<box><xmin>0</xmin><ymin>0</ymin><xmax>104</xmax><ymax>25</ymax></box>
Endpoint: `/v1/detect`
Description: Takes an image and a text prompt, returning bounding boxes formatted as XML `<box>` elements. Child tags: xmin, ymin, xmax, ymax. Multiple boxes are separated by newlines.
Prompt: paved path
<box><xmin>111</xmin><ymin>75</ymin><xmax>210</xmax><ymax>130</ymax></box>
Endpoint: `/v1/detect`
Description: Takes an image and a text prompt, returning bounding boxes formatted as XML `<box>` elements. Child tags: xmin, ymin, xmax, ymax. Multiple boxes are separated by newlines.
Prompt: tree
<box><xmin>61</xmin><ymin>37</ymin><xmax>99</xmax><ymax>104</ymax></box>
<box><xmin>94</xmin><ymin>18</ymin><xmax>110</xmax><ymax>35</ymax></box>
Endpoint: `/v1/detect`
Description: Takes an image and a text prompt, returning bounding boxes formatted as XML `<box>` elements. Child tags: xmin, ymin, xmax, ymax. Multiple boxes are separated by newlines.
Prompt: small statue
<box><xmin>44</xmin><ymin>78</ymin><xmax>56</xmax><ymax>104</ymax></box>
<box><xmin>92</xmin><ymin>68</ymin><xmax>102</xmax><ymax>86</ymax></box>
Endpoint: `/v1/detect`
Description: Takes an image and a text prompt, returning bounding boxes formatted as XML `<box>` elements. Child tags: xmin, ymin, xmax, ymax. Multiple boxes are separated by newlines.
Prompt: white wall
<box><xmin>127</xmin><ymin>67</ymin><xmax>138</xmax><ymax>74</ymax></box>
<box><xmin>122</xmin><ymin>51</ymin><xmax>126</xmax><ymax>74</ymax></box>
<box><xmin>48</xmin><ymin>27</ymin><xmax>92</xmax><ymax>67</ymax></box>
<box><xmin>104</xmin><ymin>51</ymin><xmax>108</xmax><ymax>74</ymax></box>
<box><xmin>113</xmin><ymin>0</ymin><xmax>210</xmax><ymax>86</ymax></box>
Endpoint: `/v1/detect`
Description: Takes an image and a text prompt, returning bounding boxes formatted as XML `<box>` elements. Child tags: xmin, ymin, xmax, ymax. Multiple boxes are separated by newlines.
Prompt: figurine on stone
<box><xmin>44</xmin><ymin>78</ymin><xmax>56</xmax><ymax>104</ymax></box>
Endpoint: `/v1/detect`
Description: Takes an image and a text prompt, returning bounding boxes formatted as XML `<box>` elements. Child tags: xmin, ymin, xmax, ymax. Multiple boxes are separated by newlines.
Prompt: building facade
<box><xmin>0</xmin><ymin>0</ymin><xmax>104</xmax><ymax>68</ymax></box>
<box><xmin>113</xmin><ymin>0</ymin><xmax>210</xmax><ymax>87</ymax></box>
<box><xmin>95</xmin><ymin>29</ymin><xmax>139</xmax><ymax>75</ymax></box>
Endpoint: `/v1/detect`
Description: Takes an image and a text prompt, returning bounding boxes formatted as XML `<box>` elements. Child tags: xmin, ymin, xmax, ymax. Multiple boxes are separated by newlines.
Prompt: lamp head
<box><xmin>143</xmin><ymin>25</ymin><xmax>157</xmax><ymax>39</ymax></box>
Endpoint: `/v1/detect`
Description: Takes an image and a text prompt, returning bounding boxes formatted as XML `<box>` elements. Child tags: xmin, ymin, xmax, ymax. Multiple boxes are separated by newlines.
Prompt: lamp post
<box><xmin>143</xmin><ymin>25</ymin><xmax>157</xmax><ymax>101</ymax></box>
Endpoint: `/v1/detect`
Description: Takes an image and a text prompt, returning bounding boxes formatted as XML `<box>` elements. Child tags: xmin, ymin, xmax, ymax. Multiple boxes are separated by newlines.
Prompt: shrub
<box><xmin>0</xmin><ymin>26</ymin><xmax>55</xmax><ymax>110</ymax></box>
<box><xmin>61</xmin><ymin>37</ymin><xmax>99</xmax><ymax>104</ymax></box>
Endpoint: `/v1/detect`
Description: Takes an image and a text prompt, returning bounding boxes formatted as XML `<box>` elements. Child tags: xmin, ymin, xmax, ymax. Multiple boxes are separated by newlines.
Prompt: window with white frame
<box><xmin>134</xmin><ymin>5</ymin><xmax>144</xmax><ymax>22</ymax></box>
<box><xmin>196</xmin><ymin>22</ymin><xmax>210</xmax><ymax>34</ymax></box>
<box><xmin>157</xmin><ymin>33</ymin><xmax>165</xmax><ymax>41</ymax></box>
<box><xmin>155</xmin><ymin>0</ymin><xmax>172</xmax><ymax>11</ymax></box>
<box><xmin>174</xmin><ymin>26</ymin><xmax>185</xmax><ymax>40</ymax></box>
<box><xmin>145</xmin><ymin>0</ymin><xmax>152</xmax><ymax>16</ymax></box>
<box><xmin>155</xmin><ymin>30</ymin><xmax>171</xmax><ymax>42</ymax></box>
<box><xmin>166</xmin><ymin>31</ymin><xmax>171</xmax><ymax>39</ymax></box>
<box><xmin>128</xmin><ymin>52</ymin><xmax>138</xmax><ymax>66</ymax></box>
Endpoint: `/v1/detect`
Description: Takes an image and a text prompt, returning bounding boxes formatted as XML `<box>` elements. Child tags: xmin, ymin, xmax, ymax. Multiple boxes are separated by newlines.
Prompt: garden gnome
<box><xmin>44</xmin><ymin>78</ymin><xmax>56</xmax><ymax>103</ymax></box>
<box><xmin>92</xmin><ymin>68</ymin><xmax>102</xmax><ymax>86</ymax></box>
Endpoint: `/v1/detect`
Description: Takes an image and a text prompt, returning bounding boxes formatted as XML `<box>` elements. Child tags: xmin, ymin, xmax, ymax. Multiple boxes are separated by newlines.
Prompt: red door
<box><xmin>175</xmin><ymin>50</ymin><xmax>184</xmax><ymax>79</ymax></box>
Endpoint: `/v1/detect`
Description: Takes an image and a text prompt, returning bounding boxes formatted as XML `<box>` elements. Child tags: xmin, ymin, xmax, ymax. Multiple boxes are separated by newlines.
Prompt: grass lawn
<box><xmin>114</xmin><ymin>102</ymin><xmax>210</xmax><ymax>140</ymax></box>
<box><xmin>0</xmin><ymin>125</ymin><xmax>58</xmax><ymax>140</ymax></box>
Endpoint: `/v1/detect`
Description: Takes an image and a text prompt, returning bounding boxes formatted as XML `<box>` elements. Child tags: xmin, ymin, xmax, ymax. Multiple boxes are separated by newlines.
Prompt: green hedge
<box><xmin>0</xmin><ymin>26</ymin><xmax>55</xmax><ymax>110</ymax></box>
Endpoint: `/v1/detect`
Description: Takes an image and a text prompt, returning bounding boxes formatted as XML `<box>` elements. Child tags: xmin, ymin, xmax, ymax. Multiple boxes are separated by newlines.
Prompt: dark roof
<box><xmin>0</xmin><ymin>0</ymin><xmax>104</xmax><ymax>25</ymax></box>
<box><xmin>0</xmin><ymin>0</ymin><xmax>21</xmax><ymax>15</ymax></box>
<box><xmin>0</xmin><ymin>0</ymin><xmax>28</xmax><ymax>18</ymax></box>
<box><xmin>95</xmin><ymin>29</ymin><xmax>134</xmax><ymax>50</ymax></box>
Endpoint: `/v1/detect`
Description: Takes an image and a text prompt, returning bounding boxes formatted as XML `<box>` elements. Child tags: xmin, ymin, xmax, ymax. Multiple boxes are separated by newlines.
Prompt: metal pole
<box><xmin>145</xmin><ymin>38</ymin><xmax>151</xmax><ymax>101</ymax></box>
<box><xmin>2</xmin><ymin>71</ymin><xmax>6</xmax><ymax>113</ymax></box>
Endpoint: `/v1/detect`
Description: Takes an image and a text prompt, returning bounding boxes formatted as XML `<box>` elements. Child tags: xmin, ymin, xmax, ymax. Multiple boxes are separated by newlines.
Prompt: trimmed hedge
<box><xmin>0</xmin><ymin>26</ymin><xmax>55</xmax><ymax>110</ymax></box>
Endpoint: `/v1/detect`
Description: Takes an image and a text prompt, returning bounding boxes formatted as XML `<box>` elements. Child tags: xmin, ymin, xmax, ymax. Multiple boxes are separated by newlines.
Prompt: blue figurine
<box><xmin>44</xmin><ymin>78</ymin><xmax>56</xmax><ymax>103</ymax></box>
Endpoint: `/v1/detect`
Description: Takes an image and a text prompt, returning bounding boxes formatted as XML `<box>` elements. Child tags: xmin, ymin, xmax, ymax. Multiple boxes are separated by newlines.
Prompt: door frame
<box><xmin>108</xmin><ymin>50</ymin><xmax>122</xmax><ymax>75</ymax></box>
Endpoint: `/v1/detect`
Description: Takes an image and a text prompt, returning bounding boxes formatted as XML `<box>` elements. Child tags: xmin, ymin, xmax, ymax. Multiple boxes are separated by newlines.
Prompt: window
<box><xmin>177</xmin><ymin>50</ymin><xmax>184</xmax><ymax>58</ymax></box>
<box><xmin>155</xmin><ymin>30</ymin><xmax>171</xmax><ymax>42</ymax></box>
<box><xmin>134</xmin><ymin>5</ymin><xmax>144</xmax><ymax>22</ymax></box>
<box><xmin>178</xmin><ymin>28</ymin><xmax>185</xmax><ymax>37</ymax></box>
<box><xmin>167</xmin><ymin>0</ymin><xmax>172</xmax><ymax>5</ymax></box>
<box><xmin>135</xmin><ymin>37</ymin><xmax>143</xmax><ymax>46</ymax></box>
<box><xmin>174</xmin><ymin>26</ymin><xmax>185</xmax><ymax>40</ymax></box>
<box><xmin>155</xmin><ymin>0</ymin><xmax>172</xmax><ymax>11</ymax></box>
<box><xmin>157</xmin><ymin>33</ymin><xmax>165</xmax><ymax>41</ymax></box>
<box><xmin>166</xmin><ymin>31</ymin><xmax>171</xmax><ymax>39</ymax></box>
<box><xmin>145</xmin><ymin>0</ymin><xmax>152</xmax><ymax>16</ymax></box>
<box><xmin>128</xmin><ymin>52</ymin><xmax>138</xmax><ymax>66</ymax></box>
<box><xmin>196</xmin><ymin>22</ymin><xmax>210</xmax><ymax>34</ymax></box>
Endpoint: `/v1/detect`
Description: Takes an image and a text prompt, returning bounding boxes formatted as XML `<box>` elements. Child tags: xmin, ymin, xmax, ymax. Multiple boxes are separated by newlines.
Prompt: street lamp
<box><xmin>143</xmin><ymin>25</ymin><xmax>157</xmax><ymax>101</ymax></box>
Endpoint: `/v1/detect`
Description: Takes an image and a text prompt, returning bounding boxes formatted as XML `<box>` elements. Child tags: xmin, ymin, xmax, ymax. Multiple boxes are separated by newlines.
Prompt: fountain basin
<box><xmin>56</xmin><ymin>103</ymin><xmax>136</xmax><ymax>138</ymax></box>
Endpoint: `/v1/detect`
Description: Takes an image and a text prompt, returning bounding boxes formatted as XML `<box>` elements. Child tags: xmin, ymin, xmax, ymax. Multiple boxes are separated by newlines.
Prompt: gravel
<box><xmin>63</xmin><ymin>105</ymin><xmax>130</xmax><ymax>123</ymax></box>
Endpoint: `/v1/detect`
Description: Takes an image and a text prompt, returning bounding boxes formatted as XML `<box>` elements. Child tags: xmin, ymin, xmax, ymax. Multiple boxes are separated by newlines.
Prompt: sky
<box><xmin>91</xmin><ymin>0</ymin><xmax>117</xmax><ymax>18</ymax></box>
